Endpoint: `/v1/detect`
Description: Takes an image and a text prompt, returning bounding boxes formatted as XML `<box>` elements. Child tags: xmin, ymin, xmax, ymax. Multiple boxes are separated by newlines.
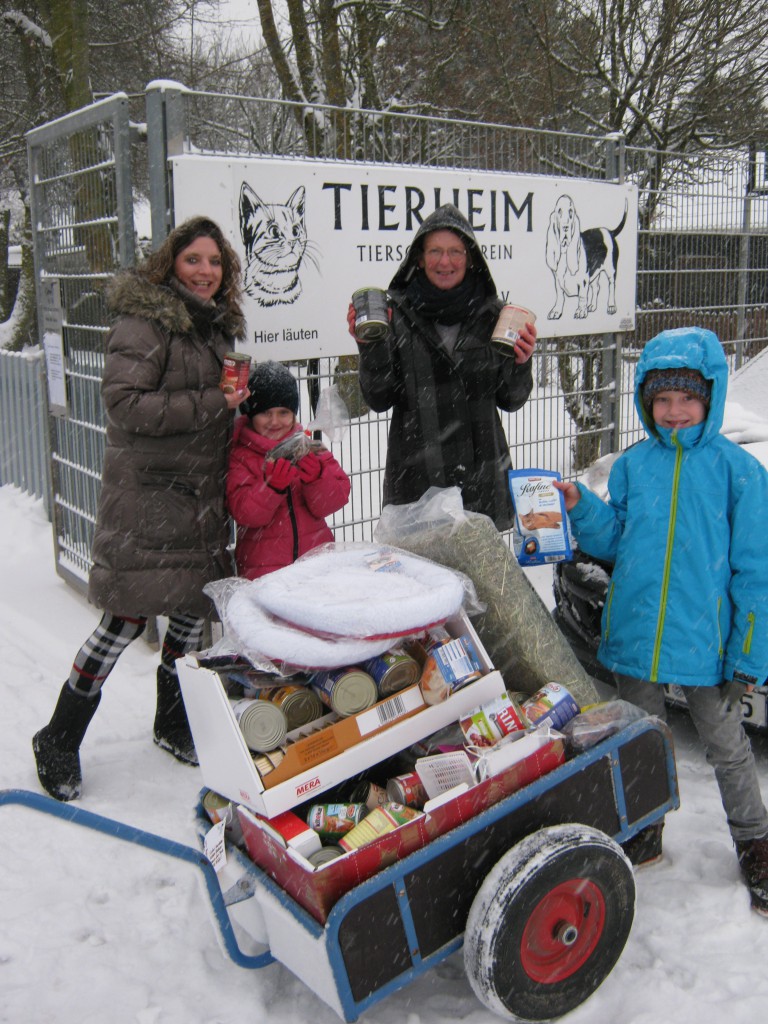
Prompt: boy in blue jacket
<box><xmin>555</xmin><ymin>326</ymin><xmax>768</xmax><ymax>916</ymax></box>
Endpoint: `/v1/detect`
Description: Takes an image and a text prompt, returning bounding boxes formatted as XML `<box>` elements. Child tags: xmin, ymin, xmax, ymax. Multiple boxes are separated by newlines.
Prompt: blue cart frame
<box><xmin>1</xmin><ymin>716</ymin><xmax>678</xmax><ymax>1022</ymax></box>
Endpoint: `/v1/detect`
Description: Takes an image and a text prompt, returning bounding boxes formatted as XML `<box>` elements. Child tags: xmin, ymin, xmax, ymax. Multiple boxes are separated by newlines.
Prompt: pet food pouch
<box><xmin>508</xmin><ymin>469</ymin><xmax>574</xmax><ymax>567</ymax></box>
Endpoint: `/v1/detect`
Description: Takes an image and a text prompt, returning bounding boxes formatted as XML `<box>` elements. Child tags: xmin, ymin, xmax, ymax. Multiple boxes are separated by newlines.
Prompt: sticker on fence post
<box><xmin>40</xmin><ymin>279</ymin><xmax>67</xmax><ymax>417</ymax></box>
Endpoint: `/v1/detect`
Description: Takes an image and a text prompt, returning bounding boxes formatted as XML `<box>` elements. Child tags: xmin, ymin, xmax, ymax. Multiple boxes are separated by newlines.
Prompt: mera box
<box><xmin>178</xmin><ymin>610</ymin><xmax>505</xmax><ymax>818</ymax></box>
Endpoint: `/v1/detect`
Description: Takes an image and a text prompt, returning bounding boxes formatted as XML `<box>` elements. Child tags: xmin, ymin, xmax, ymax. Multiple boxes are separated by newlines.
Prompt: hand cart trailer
<box><xmin>0</xmin><ymin>715</ymin><xmax>678</xmax><ymax>1023</ymax></box>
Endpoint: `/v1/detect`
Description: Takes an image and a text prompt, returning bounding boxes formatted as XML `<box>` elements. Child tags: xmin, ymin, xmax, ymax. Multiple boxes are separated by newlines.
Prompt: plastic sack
<box><xmin>374</xmin><ymin>487</ymin><xmax>600</xmax><ymax>708</ymax></box>
<box><xmin>560</xmin><ymin>699</ymin><xmax>649</xmax><ymax>754</ymax></box>
<box><xmin>306</xmin><ymin>384</ymin><xmax>350</xmax><ymax>443</ymax></box>
<box><xmin>264</xmin><ymin>431</ymin><xmax>324</xmax><ymax>464</ymax></box>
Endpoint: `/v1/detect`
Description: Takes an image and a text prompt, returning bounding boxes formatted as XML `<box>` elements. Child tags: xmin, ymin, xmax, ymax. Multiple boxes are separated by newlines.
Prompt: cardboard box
<box><xmin>178</xmin><ymin>610</ymin><xmax>506</xmax><ymax>818</ymax></box>
<box><xmin>238</xmin><ymin>732</ymin><xmax>566</xmax><ymax>924</ymax></box>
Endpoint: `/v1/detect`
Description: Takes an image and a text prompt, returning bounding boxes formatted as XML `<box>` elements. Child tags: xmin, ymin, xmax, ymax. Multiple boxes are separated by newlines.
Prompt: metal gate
<box><xmin>25</xmin><ymin>86</ymin><xmax>768</xmax><ymax>591</ymax></box>
<box><xmin>27</xmin><ymin>93</ymin><xmax>135</xmax><ymax>592</ymax></box>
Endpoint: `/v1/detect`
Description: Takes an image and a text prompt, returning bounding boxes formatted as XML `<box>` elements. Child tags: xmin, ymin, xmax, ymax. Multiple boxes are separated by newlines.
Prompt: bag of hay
<box><xmin>374</xmin><ymin>487</ymin><xmax>600</xmax><ymax>708</ymax></box>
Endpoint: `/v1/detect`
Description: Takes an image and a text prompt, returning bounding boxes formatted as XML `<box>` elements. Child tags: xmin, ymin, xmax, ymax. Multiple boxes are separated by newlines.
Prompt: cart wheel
<box><xmin>463</xmin><ymin>823</ymin><xmax>635</xmax><ymax>1022</ymax></box>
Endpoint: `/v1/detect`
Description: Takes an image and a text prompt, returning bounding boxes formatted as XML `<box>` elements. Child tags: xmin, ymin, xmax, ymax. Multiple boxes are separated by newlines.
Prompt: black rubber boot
<box><xmin>32</xmin><ymin>685</ymin><xmax>102</xmax><ymax>802</ymax></box>
<box><xmin>153</xmin><ymin>665</ymin><xmax>198</xmax><ymax>766</ymax></box>
<box><xmin>736</xmin><ymin>836</ymin><xmax>768</xmax><ymax>917</ymax></box>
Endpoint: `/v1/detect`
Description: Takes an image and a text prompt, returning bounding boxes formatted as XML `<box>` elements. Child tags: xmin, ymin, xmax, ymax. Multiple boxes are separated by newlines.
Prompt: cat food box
<box><xmin>178</xmin><ymin>609</ymin><xmax>505</xmax><ymax>818</ymax></box>
<box><xmin>508</xmin><ymin>468</ymin><xmax>574</xmax><ymax>566</ymax></box>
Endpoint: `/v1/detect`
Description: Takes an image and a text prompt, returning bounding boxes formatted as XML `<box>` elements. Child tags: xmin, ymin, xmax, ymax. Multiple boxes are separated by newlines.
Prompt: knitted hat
<box><xmin>642</xmin><ymin>367</ymin><xmax>711</xmax><ymax>409</ymax></box>
<box><xmin>239</xmin><ymin>360</ymin><xmax>299</xmax><ymax>417</ymax></box>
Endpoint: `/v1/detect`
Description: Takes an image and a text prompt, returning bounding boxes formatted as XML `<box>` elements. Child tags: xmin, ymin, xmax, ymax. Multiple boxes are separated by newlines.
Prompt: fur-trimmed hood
<box><xmin>106</xmin><ymin>271</ymin><xmax>245</xmax><ymax>339</ymax></box>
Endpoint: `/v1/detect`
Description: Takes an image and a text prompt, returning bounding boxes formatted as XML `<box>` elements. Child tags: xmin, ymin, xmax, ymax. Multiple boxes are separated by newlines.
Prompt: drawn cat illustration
<box><xmin>239</xmin><ymin>182</ymin><xmax>308</xmax><ymax>306</ymax></box>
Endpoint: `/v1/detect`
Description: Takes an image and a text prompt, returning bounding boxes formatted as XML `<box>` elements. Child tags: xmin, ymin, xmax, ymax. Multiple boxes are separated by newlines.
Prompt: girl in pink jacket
<box><xmin>227</xmin><ymin>361</ymin><xmax>351</xmax><ymax>579</ymax></box>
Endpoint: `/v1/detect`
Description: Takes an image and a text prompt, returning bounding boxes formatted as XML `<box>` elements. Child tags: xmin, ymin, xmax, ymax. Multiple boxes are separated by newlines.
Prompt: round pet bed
<box><xmin>254</xmin><ymin>545</ymin><xmax>466</xmax><ymax>639</ymax></box>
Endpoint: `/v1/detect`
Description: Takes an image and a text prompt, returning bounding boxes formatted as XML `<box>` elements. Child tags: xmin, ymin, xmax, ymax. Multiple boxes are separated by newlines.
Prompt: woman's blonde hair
<box><xmin>141</xmin><ymin>216</ymin><xmax>243</xmax><ymax>316</ymax></box>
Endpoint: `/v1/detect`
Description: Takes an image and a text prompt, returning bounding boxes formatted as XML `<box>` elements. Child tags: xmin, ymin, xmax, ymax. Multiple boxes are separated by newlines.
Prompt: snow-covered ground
<box><xmin>3</xmin><ymin>350</ymin><xmax>768</xmax><ymax>1023</ymax></box>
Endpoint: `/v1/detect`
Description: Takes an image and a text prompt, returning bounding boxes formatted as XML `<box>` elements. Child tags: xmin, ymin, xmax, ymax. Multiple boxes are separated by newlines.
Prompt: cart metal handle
<box><xmin>0</xmin><ymin>788</ymin><xmax>274</xmax><ymax>970</ymax></box>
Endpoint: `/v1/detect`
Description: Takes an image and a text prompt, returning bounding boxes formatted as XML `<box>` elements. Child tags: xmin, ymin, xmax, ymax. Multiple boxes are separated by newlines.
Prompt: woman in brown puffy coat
<box><xmin>33</xmin><ymin>217</ymin><xmax>248</xmax><ymax>801</ymax></box>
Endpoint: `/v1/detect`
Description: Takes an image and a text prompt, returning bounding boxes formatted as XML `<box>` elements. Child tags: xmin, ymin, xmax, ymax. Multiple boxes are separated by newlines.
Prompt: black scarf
<box><xmin>170</xmin><ymin>276</ymin><xmax>228</xmax><ymax>339</ymax></box>
<box><xmin>405</xmin><ymin>268</ymin><xmax>487</xmax><ymax>325</ymax></box>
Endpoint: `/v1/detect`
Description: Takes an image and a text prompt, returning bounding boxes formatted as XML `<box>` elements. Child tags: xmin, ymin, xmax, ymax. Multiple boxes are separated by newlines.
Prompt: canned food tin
<box><xmin>231</xmin><ymin>697</ymin><xmax>287</xmax><ymax>753</ymax></box>
<box><xmin>352</xmin><ymin>287</ymin><xmax>390</xmax><ymax>342</ymax></box>
<box><xmin>522</xmin><ymin>682</ymin><xmax>580</xmax><ymax>731</ymax></box>
<box><xmin>310</xmin><ymin>667</ymin><xmax>378</xmax><ymax>716</ymax></box>
<box><xmin>491</xmin><ymin>305</ymin><xmax>536</xmax><ymax>357</ymax></box>
<box><xmin>363</xmin><ymin>649</ymin><xmax>421</xmax><ymax>696</ymax></box>
<box><xmin>259</xmin><ymin>685</ymin><xmax>324</xmax><ymax>731</ymax></box>
<box><xmin>307</xmin><ymin>803</ymin><xmax>368</xmax><ymax>841</ymax></box>
<box><xmin>202</xmin><ymin>789</ymin><xmax>244</xmax><ymax>845</ymax></box>
<box><xmin>220</xmin><ymin>352</ymin><xmax>251</xmax><ymax>393</ymax></box>
<box><xmin>419</xmin><ymin>631</ymin><xmax>483</xmax><ymax>705</ymax></box>
<box><xmin>337</xmin><ymin>803</ymin><xmax>422</xmax><ymax>852</ymax></box>
<box><xmin>348</xmin><ymin>780</ymin><xmax>388</xmax><ymax>811</ymax></box>
<box><xmin>307</xmin><ymin>845</ymin><xmax>345</xmax><ymax>867</ymax></box>
<box><xmin>460</xmin><ymin>693</ymin><xmax>530</xmax><ymax>748</ymax></box>
<box><xmin>385</xmin><ymin>771</ymin><xmax>427</xmax><ymax>809</ymax></box>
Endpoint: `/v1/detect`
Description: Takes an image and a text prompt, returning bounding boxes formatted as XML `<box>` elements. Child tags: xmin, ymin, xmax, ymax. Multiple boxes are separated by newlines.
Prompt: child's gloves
<box><xmin>265</xmin><ymin>457</ymin><xmax>299</xmax><ymax>493</ymax></box>
<box><xmin>720</xmin><ymin>678</ymin><xmax>749</xmax><ymax>712</ymax></box>
<box><xmin>297</xmin><ymin>450</ymin><xmax>323</xmax><ymax>483</ymax></box>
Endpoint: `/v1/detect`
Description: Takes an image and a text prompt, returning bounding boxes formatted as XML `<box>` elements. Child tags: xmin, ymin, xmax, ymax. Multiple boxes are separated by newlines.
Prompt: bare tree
<box><xmin>0</xmin><ymin>0</ymin><xmax>222</xmax><ymax>348</ymax></box>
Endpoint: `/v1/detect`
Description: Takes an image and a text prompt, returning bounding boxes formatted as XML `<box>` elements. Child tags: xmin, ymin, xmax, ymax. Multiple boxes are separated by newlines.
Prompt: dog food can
<box><xmin>307</xmin><ymin>803</ymin><xmax>368</xmax><ymax>841</ymax></box>
<box><xmin>352</xmin><ymin>287</ymin><xmax>390</xmax><ymax>342</ymax></box>
<box><xmin>522</xmin><ymin>682</ymin><xmax>580</xmax><ymax>731</ymax></box>
<box><xmin>310</xmin><ymin>667</ymin><xmax>378</xmax><ymax>717</ymax></box>
<box><xmin>220</xmin><ymin>352</ymin><xmax>251</xmax><ymax>393</ymax></box>
<box><xmin>308</xmin><ymin>845</ymin><xmax>345</xmax><ymax>867</ymax></box>
<box><xmin>491</xmin><ymin>305</ymin><xmax>536</xmax><ymax>357</ymax></box>
<box><xmin>386</xmin><ymin>771</ymin><xmax>428</xmax><ymax>809</ymax></box>
<box><xmin>348</xmin><ymin>780</ymin><xmax>388</xmax><ymax>811</ymax></box>
<box><xmin>259</xmin><ymin>685</ymin><xmax>324</xmax><ymax>731</ymax></box>
<box><xmin>337</xmin><ymin>803</ymin><xmax>421</xmax><ymax>852</ymax></box>
<box><xmin>231</xmin><ymin>697</ymin><xmax>287</xmax><ymax>753</ymax></box>
<box><xmin>363</xmin><ymin>649</ymin><xmax>421</xmax><ymax>696</ymax></box>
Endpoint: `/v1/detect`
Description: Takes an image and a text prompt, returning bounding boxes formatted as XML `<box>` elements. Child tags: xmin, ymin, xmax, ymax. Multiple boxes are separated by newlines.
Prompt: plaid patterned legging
<box><xmin>67</xmin><ymin>612</ymin><xmax>205</xmax><ymax>697</ymax></box>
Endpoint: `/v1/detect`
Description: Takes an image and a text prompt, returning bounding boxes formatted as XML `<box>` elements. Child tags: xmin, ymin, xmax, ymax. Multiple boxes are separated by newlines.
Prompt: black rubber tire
<box><xmin>464</xmin><ymin>824</ymin><xmax>635</xmax><ymax>1022</ymax></box>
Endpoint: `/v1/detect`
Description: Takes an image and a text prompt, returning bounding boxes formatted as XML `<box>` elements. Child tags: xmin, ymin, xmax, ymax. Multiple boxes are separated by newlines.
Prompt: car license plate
<box><xmin>663</xmin><ymin>684</ymin><xmax>768</xmax><ymax>732</ymax></box>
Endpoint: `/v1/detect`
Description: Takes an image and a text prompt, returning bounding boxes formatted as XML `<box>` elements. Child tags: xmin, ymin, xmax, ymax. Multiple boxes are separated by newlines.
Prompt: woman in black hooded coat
<box><xmin>350</xmin><ymin>203</ymin><xmax>537</xmax><ymax>530</ymax></box>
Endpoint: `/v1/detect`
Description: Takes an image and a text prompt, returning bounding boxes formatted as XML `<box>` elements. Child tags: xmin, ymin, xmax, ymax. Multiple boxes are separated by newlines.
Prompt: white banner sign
<box><xmin>172</xmin><ymin>155</ymin><xmax>637</xmax><ymax>361</ymax></box>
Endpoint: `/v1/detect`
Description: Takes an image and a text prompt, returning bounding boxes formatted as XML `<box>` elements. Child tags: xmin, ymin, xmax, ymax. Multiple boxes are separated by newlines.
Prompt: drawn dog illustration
<box><xmin>239</xmin><ymin>182</ymin><xmax>309</xmax><ymax>307</ymax></box>
<box><xmin>545</xmin><ymin>196</ymin><xmax>628</xmax><ymax>320</ymax></box>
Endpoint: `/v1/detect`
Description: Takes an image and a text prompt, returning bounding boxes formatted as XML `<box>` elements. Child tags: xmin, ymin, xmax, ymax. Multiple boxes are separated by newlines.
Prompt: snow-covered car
<box><xmin>553</xmin><ymin>346</ymin><xmax>768</xmax><ymax>733</ymax></box>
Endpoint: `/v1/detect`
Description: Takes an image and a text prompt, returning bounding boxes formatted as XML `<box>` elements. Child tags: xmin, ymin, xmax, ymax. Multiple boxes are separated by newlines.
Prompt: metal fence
<box><xmin>17</xmin><ymin>84</ymin><xmax>768</xmax><ymax>589</ymax></box>
<box><xmin>26</xmin><ymin>93</ymin><xmax>135</xmax><ymax>588</ymax></box>
<box><xmin>0</xmin><ymin>347</ymin><xmax>51</xmax><ymax>512</ymax></box>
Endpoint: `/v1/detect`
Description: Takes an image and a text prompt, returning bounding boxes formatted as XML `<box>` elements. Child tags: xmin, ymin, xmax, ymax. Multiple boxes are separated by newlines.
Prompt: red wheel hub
<box><xmin>520</xmin><ymin>878</ymin><xmax>606</xmax><ymax>983</ymax></box>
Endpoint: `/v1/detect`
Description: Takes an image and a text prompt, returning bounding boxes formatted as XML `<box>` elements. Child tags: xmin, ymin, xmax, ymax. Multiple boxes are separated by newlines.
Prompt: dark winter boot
<box><xmin>32</xmin><ymin>684</ymin><xmax>102</xmax><ymax>802</ymax></box>
<box><xmin>153</xmin><ymin>665</ymin><xmax>198</xmax><ymax>766</ymax></box>
<box><xmin>621</xmin><ymin>821</ymin><xmax>664</xmax><ymax>868</ymax></box>
<box><xmin>736</xmin><ymin>836</ymin><xmax>768</xmax><ymax>917</ymax></box>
